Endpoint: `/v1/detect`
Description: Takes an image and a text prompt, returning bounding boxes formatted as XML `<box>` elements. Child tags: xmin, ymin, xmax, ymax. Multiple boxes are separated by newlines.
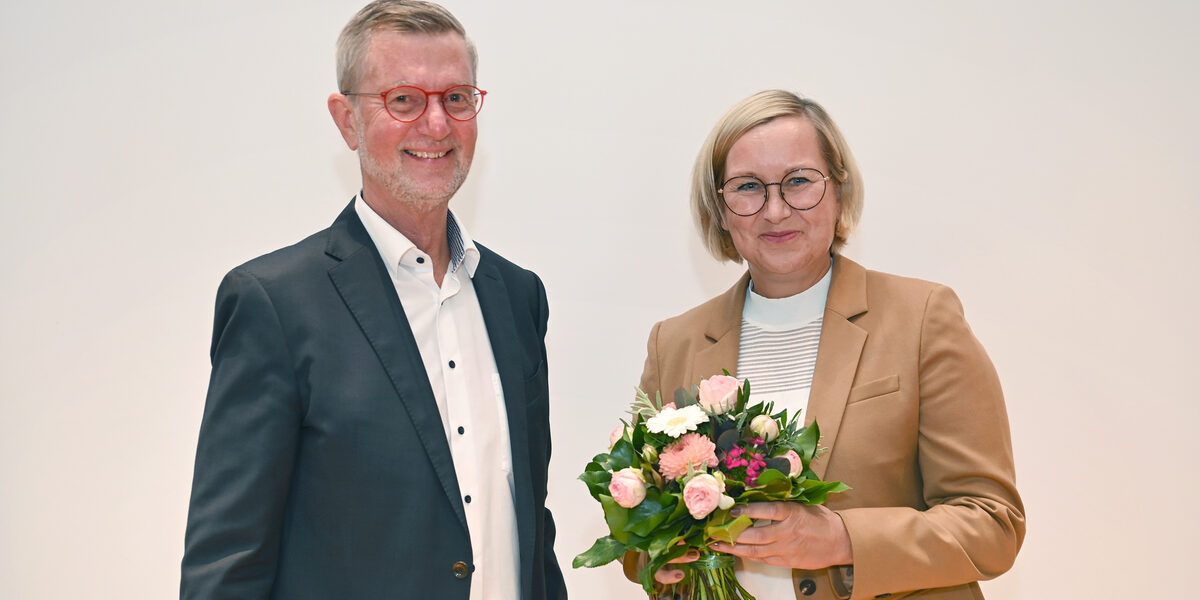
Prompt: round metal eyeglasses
<box><xmin>719</xmin><ymin>167</ymin><xmax>831</xmax><ymax>216</ymax></box>
<box><xmin>341</xmin><ymin>84</ymin><xmax>487</xmax><ymax>122</ymax></box>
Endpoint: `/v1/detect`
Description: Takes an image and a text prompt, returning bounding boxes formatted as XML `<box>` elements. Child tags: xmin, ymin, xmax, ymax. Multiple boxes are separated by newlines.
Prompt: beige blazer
<box><xmin>637</xmin><ymin>256</ymin><xmax>1024</xmax><ymax>600</ymax></box>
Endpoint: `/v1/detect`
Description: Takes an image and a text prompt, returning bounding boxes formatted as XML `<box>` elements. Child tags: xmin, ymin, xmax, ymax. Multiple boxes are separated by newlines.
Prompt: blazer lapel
<box><xmin>471</xmin><ymin>258</ymin><xmax>536</xmax><ymax>594</ymax></box>
<box><xmin>323</xmin><ymin>202</ymin><xmax>468</xmax><ymax>534</ymax></box>
<box><xmin>692</xmin><ymin>273</ymin><xmax>751</xmax><ymax>384</ymax></box>
<box><xmin>806</xmin><ymin>255</ymin><xmax>869</xmax><ymax>480</ymax></box>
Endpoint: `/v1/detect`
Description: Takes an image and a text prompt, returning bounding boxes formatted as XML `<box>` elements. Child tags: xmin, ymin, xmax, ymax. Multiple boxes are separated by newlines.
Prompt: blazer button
<box><xmin>798</xmin><ymin>577</ymin><xmax>817</xmax><ymax>596</ymax></box>
<box><xmin>452</xmin><ymin>561</ymin><xmax>470</xmax><ymax>579</ymax></box>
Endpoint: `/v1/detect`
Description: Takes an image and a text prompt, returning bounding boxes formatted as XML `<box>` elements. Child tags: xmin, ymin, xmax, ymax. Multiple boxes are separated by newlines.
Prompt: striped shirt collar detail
<box><xmin>354</xmin><ymin>192</ymin><xmax>481</xmax><ymax>278</ymax></box>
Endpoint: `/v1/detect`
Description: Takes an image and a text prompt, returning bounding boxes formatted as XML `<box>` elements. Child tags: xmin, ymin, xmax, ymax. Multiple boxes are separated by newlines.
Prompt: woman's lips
<box><xmin>759</xmin><ymin>230</ymin><xmax>799</xmax><ymax>242</ymax></box>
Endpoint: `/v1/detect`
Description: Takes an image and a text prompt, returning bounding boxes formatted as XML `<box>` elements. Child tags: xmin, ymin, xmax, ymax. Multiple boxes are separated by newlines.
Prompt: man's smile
<box><xmin>405</xmin><ymin>149</ymin><xmax>450</xmax><ymax>159</ymax></box>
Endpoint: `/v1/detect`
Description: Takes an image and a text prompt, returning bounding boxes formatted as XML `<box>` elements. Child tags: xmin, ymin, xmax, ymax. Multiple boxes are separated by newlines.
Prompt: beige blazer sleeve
<box><xmin>637</xmin><ymin>257</ymin><xmax>1025</xmax><ymax>600</ymax></box>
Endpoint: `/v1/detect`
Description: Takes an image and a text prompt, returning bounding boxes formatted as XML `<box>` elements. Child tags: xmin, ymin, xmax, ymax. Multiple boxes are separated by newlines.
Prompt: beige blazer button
<box><xmin>452</xmin><ymin>561</ymin><xmax>470</xmax><ymax>579</ymax></box>
<box><xmin>798</xmin><ymin>578</ymin><xmax>817</xmax><ymax>595</ymax></box>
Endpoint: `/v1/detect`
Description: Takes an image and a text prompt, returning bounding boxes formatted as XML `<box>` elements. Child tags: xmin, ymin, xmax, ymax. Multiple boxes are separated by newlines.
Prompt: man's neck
<box><xmin>362</xmin><ymin>189</ymin><xmax>453</xmax><ymax>286</ymax></box>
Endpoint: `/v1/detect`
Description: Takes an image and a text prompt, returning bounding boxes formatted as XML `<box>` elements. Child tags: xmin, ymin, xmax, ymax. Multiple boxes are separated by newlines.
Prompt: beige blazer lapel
<box><xmin>690</xmin><ymin>272</ymin><xmax>750</xmax><ymax>384</ymax></box>
<box><xmin>806</xmin><ymin>256</ymin><xmax>869</xmax><ymax>480</ymax></box>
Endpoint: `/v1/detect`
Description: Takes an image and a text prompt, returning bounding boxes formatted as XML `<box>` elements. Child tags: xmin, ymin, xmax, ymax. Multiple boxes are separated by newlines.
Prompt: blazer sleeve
<box><xmin>618</xmin><ymin>321</ymin><xmax>666</xmax><ymax>586</ymax></box>
<box><xmin>533</xmin><ymin>273</ymin><xmax>569</xmax><ymax>600</ymax></box>
<box><xmin>837</xmin><ymin>285</ymin><xmax>1025</xmax><ymax>598</ymax></box>
<box><xmin>181</xmin><ymin>268</ymin><xmax>302</xmax><ymax>599</ymax></box>
<box><xmin>638</xmin><ymin>321</ymin><xmax>665</xmax><ymax>401</ymax></box>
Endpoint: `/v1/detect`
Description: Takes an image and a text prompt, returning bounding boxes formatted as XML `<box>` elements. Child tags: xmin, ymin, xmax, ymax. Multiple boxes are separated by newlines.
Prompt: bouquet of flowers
<box><xmin>573</xmin><ymin>373</ymin><xmax>849</xmax><ymax>599</ymax></box>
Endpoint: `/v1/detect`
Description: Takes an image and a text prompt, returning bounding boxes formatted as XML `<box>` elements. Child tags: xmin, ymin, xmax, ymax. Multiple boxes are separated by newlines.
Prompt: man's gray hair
<box><xmin>336</xmin><ymin>0</ymin><xmax>478</xmax><ymax>92</ymax></box>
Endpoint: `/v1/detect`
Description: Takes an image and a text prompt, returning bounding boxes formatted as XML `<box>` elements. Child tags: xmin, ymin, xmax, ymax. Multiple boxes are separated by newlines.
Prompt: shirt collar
<box><xmin>354</xmin><ymin>192</ymin><xmax>481</xmax><ymax>278</ymax></box>
<box><xmin>744</xmin><ymin>260</ymin><xmax>833</xmax><ymax>327</ymax></box>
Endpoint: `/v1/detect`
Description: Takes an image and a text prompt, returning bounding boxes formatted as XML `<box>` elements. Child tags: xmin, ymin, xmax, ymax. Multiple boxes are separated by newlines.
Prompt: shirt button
<box><xmin>416</xmin><ymin>256</ymin><xmax>425</xmax><ymax>264</ymax></box>
<box><xmin>798</xmin><ymin>578</ymin><xmax>816</xmax><ymax>596</ymax></box>
<box><xmin>457</xmin><ymin>426</ymin><xmax>465</xmax><ymax>435</ymax></box>
<box><xmin>464</xmin><ymin>494</ymin><xmax>472</xmax><ymax>503</ymax></box>
<box><xmin>452</xmin><ymin>561</ymin><xmax>469</xmax><ymax>579</ymax></box>
<box><xmin>448</xmin><ymin>360</ymin><xmax>456</xmax><ymax>369</ymax></box>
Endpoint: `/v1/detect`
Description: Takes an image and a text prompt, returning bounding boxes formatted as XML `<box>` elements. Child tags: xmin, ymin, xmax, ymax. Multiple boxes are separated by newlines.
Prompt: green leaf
<box><xmin>629</xmin><ymin>388</ymin><xmax>661</xmax><ymax>419</ymax></box>
<box><xmin>627</xmin><ymin>490</ymin><xmax>676</xmax><ymax>537</ymax></box>
<box><xmin>609</xmin><ymin>439</ymin><xmax>637</xmax><ymax>470</ymax></box>
<box><xmin>706</xmin><ymin>508</ymin><xmax>730</xmax><ymax>528</ymax></box>
<box><xmin>572</xmin><ymin>535</ymin><xmax>626</xmax><ymax>568</ymax></box>
<box><xmin>590</xmin><ymin>452</ymin><xmax>611</xmax><ymax>470</ymax></box>
<box><xmin>751</xmin><ymin>469</ymin><xmax>792</xmax><ymax>495</ymax></box>
<box><xmin>647</xmin><ymin>526</ymin><xmax>691</xmax><ymax>555</ymax></box>
<box><xmin>578</xmin><ymin>469</ymin><xmax>612</xmax><ymax>501</ymax></box>
<box><xmin>796</xmin><ymin>421</ymin><xmax>820</xmax><ymax>463</ymax></box>
<box><xmin>752</xmin><ymin>468</ymin><xmax>787</xmax><ymax>487</ymax></box>
<box><xmin>674</xmin><ymin>386</ymin><xmax>698</xmax><ymax>409</ymax></box>
<box><xmin>739</xmin><ymin>489</ymin><xmax>790</xmax><ymax>503</ymax></box>
<box><xmin>600</xmin><ymin>495</ymin><xmax>633</xmax><ymax>544</ymax></box>
<box><xmin>644</xmin><ymin>430</ymin><xmax>673</xmax><ymax>449</ymax></box>
<box><xmin>731</xmin><ymin>378</ymin><xmax>750</xmax><ymax>414</ymax></box>
<box><xmin>764</xmin><ymin>457</ymin><xmax>791</xmax><ymax>474</ymax></box>
<box><xmin>705</xmin><ymin>513</ymin><xmax>754</xmax><ymax>544</ymax></box>
<box><xmin>796</xmin><ymin>479</ymin><xmax>852</xmax><ymax>505</ymax></box>
<box><xmin>665</xmin><ymin>492</ymin><xmax>692</xmax><ymax>523</ymax></box>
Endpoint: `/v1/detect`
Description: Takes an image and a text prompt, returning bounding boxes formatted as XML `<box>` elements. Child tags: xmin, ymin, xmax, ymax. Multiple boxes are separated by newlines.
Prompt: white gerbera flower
<box><xmin>646</xmin><ymin>404</ymin><xmax>709</xmax><ymax>438</ymax></box>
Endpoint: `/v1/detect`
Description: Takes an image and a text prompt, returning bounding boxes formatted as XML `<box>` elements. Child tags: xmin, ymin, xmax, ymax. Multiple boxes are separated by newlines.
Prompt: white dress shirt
<box><xmin>355</xmin><ymin>195</ymin><xmax>520</xmax><ymax>600</ymax></box>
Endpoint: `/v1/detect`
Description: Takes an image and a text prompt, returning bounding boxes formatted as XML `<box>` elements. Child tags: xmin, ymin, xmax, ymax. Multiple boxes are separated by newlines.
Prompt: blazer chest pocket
<box><xmin>847</xmin><ymin>374</ymin><xmax>900</xmax><ymax>405</ymax></box>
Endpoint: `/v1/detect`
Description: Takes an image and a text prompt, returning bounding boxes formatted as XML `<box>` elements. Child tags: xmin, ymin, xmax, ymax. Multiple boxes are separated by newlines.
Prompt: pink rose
<box><xmin>778</xmin><ymin>449</ymin><xmax>802</xmax><ymax>477</ymax></box>
<box><xmin>697</xmin><ymin>375</ymin><xmax>739</xmax><ymax>415</ymax></box>
<box><xmin>683</xmin><ymin>473</ymin><xmax>723</xmax><ymax>519</ymax></box>
<box><xmin>749</xmin><ymin>414</ymin><xmax>779</xmax><ymax>442</ymax></box>
<box><xmin>609</xmin><ymin>424</ymin><xmax>626</xmax><ymax>448</ymax></box>
<box><xmin>609</xmin><ymin>467</ymin><xmax>647</xmax><ymax>509</ymax></box>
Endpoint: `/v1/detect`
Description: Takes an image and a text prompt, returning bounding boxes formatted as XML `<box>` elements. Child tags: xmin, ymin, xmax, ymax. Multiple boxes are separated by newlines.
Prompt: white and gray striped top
<box><xmin>735</xmin><ymin>265</ymin><xmax>832</xmax><ymax>412</ymax></box>
<box><xmin>734</xmin><ymin>265</ymin><xmax>833</xmax><ymax>598</ymax></box>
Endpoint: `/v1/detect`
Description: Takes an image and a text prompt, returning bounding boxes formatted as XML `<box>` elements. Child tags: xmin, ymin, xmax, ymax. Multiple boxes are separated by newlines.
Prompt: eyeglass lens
<box><xmin>720</xmin><ymin>168</ymin><xmax>827</xmax><ymax>216</ymax></box>
<box><xmin>384</xmin><ymin>86</ymin><xmax>482</xmax><ymax>121</ymax></box>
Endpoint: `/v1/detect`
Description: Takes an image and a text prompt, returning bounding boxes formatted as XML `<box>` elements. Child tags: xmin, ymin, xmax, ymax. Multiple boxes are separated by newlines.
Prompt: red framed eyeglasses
<box><xmin>341</xmin><ymin>84</ymin><xmax>487</xmax><ymax>122</ymax></box>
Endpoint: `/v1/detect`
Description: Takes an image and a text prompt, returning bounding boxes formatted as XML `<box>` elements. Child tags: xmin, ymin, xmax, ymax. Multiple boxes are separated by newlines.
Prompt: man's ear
<box><xmin>328</xmin><ymin>93</ymin><xmax>360</xmax><ymax>150</ymax></box>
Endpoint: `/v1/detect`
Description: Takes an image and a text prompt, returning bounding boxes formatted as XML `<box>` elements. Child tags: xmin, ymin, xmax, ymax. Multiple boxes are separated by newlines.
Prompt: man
<box><xmin>180</xmin><ymin>2</ymin><xmax>566</xmax><ymax>598</ymax></box>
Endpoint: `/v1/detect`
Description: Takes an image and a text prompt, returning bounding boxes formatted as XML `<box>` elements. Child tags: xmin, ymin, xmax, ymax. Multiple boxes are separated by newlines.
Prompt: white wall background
<box><xmin>2</xmin><ymin>0</ymin><xmax>1197</xmax><ymax>597</ymax></box>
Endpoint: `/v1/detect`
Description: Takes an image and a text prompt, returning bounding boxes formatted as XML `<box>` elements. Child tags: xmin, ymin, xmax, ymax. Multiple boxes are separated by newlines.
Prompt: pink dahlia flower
<box><xmin>658</xmin><ymin>433</ymin><xmax>718</xmax><ymax>480</ymax></box>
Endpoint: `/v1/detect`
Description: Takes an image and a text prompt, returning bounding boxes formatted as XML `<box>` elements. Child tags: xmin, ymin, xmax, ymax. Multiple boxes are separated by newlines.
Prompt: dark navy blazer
<box><xmin>181</xmin><ymin>202</ymin><xmax>566</xmax><ymax>599</ymax></box>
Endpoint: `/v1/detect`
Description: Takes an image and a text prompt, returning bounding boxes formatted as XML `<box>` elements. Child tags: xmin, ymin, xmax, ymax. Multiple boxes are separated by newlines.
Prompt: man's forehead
<box><xmin>360</xmin><ymin>30</ymin><xmax>472</xmax><ymax>83</ymax></box>
<box><xmin>364</xmin><ymin>30</ymin><xmax>468</xmax><ymax>59</ymax></box>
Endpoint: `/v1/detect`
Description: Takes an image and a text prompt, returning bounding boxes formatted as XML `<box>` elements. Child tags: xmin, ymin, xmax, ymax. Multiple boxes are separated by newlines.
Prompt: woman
<box><xmin>626</xmin><ymin>91</ymin><xmax>1024</xmax><ymax>599</ymax></box>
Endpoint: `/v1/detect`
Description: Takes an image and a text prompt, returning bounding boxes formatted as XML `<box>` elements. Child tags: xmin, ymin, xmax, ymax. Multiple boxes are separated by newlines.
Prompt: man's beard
<box><xmin>357</xmin><ymin>146</ymin><xmax>470</xmax><ymax>214</ymax></box>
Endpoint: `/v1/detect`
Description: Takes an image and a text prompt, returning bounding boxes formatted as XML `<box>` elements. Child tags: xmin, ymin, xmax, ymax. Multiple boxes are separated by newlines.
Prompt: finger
<box><xmin>654</xmin><ymin>566</ymin><xmax>686</xmax><ymax>585</ymax></box>
<box><xmin>666</xmin><ymin>548</ymin><xmax>701</xmax><ymax>564</ymax></box>
<box><xmin>731</xmin><ymin>501</ymin><xmax>796</xmax><ymax>522</ymax></box>
<box><xmin>730</xmin><ymin>522</ymin><xmax>784</xmax><ymax>545</ymax></box>
<box><xmin>709</xmin><ymin>541</ymin><xmax>776</xmax><ymax>560</ymax></box>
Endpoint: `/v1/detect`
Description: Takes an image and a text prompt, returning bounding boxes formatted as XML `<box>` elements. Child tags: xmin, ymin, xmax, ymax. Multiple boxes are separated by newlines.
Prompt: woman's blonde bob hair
<box><xmin>692</xmin><ymin>90</ymin><xmax>863</xmax><ymax>262</ymax></box>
